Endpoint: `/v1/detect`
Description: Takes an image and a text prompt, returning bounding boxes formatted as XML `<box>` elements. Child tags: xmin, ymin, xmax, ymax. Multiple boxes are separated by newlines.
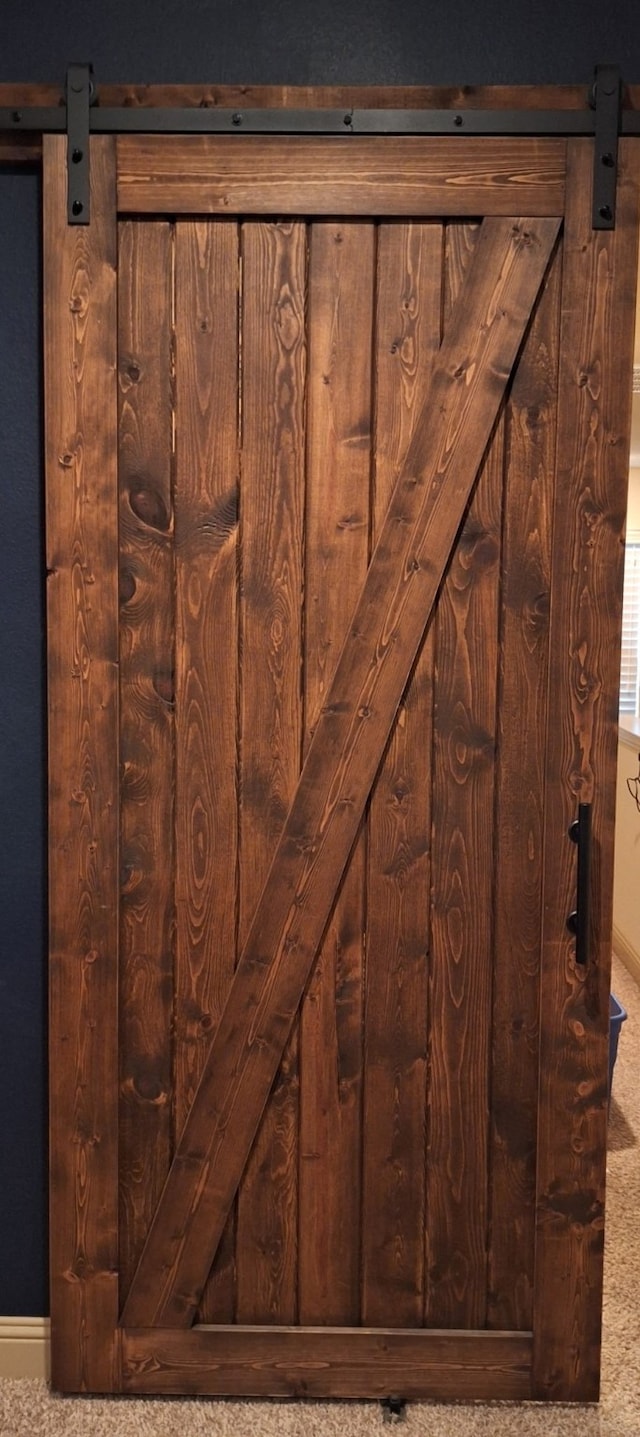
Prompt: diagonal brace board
<box><xmin>122</xmin><ymin>214</ymin><xmax>560</xmax><ymax>1329</ymax></box>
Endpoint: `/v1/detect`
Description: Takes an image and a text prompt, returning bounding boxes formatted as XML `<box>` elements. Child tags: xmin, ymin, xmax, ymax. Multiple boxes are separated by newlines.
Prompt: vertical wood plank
<box><xmin>173</xmin><ymin>219</ymin><xmax>240</xmax><ymax>1323</ymax></box>
<box><xmin>44</xmin><ymin>135</ymin><xmax>120</xmax><ymax>1391</ymax></box>
<box><xmin>235</xmin><ymin>220</ymin><xmax>307</xmax><ymax>1324</ymax></box>
<box><xmin>298</xmin><ymin>221</ymin><xmax>373</xmax><ymax>1325</ymax></box>
<box><xmin>120</xmin><ymin>215</ymin><xmax>561</xmax><ymax>1333</ymax></box>
<box><xmin>117</xmin><ymin>221</ymin><xmax>175</xmax><ymax>1306</ymax></box>
<box><xmin>487</xmin><ymin>240</ymin><xmax>561</xmax><ymax>1331</ymax></box>
<box><xmin>425</xmin><ymin>222</ymin><xmax>504</xmax><ymax>1330</ymax></box>
<box><xmin>361</xmin><ymin>222</ymin><xmax>442</xmax><ymax>1327</ymax></box>
<box><xmin>533</xmin><ymin>139</ymin><xmax>640</xmax><ymax>1400</ymax></box>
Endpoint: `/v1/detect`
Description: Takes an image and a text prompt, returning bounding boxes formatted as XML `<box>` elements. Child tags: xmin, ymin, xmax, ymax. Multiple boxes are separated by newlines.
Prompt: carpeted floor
<box><xmin>1</xmin><ymin>955</ymin><xmax>638</xmax><ymax>1437</ymax></box>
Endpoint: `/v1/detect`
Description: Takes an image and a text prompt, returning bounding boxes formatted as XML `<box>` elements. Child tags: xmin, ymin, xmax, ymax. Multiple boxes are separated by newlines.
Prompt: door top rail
<box><xmin>3</xmin><ymin>63</ymin><xmax>638</xmax><ymax>231</ymax></box>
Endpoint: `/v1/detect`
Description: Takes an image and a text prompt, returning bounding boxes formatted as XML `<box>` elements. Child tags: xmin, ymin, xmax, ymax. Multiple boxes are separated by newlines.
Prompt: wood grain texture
<box><xmin>298</xmin><ymin>221</ymin><xmax>373</xmax><ymax>1324</ymax></box>
<box><xmin>532</xmin><ymin>140</ymin><xmax>640</xmax><ymax>1402</ymax></box>
<box><xmin>116</xmin><ymin>136</ymin><xmax>566</xmax><ymax>217</ymax></box>
<box><xmin>425</xmin><ymin>222</ymin><xmax>504</xmax><ymax>1330</ymax></box>
<box><xmin>4</xmin><ymin>84</ymin><xmax>640</xmax><ymax>170</ymax></box>
<box><xmin>235</xmin><ymin>221</ymin><xmax>307</xmax><ymax>1324</ymax></box>
<box><xmin>117</xmin><ymin>221</ymin><xmax>175</xmax><ymax>1306</ymax></box>
<box><xmin>487</xmin><ymin>238</ymin><xmax>561</xmax><ymax>1332</ymax></box>
<box><xmin>121</xmin><ymin>216</ymin><xmax>559</xmax><ymax>1330</ymax></box>
<box><xmin>361</xmin><ymin>222</ymin><xmax>442</xmax><ymax>1327</ymax></box>
<box><xmin>44</xmin><ymin>134</ymin><xmax>120</xmax><ymax>1392</ymax></box>
<box><xmin>121</xmin><ymin>1326</ymin><xmax>533</xmax><ymax>1398</ymax></box>
<box><xmin>173</xmin><ymin>220</ymin><xmax>240</xmax><ymax>1323</ymax></box>
<box><xmin>0</xmin><ymin>82</ymin><xmax>624</xmax><ymax>111</ymax></box>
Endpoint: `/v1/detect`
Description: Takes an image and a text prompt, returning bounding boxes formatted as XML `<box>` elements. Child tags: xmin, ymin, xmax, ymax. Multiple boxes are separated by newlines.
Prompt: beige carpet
<box><xmin>1</xmin><ymin>955</ymin><xmax>638</xmax><ymax>1437</ymax></box>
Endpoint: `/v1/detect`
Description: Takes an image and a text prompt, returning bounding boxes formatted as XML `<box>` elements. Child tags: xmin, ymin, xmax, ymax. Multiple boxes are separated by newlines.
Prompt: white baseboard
<box><xmin>0</xmin><ymin>1319</ymin><xmax>50</xmax><ymax>1379</ymax></box>
<box><xmin>612</xmin><ymin>925</ymin><xmax>640</xmax><ymax>988</ymax></box>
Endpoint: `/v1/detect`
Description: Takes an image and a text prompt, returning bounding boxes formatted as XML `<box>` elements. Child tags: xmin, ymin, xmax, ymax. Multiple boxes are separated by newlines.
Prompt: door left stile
<box><xmin>44</xmin><ymin>133</ymin><xmax>121</xmax><ymax>1393</ymax></box>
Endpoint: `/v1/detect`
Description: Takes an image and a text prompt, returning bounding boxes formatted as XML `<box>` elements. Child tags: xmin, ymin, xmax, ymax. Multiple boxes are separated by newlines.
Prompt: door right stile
<box><xmin>533</xmin><ymin>136</ymin><xmax>640</xmax><ymax>1402</ymax></box>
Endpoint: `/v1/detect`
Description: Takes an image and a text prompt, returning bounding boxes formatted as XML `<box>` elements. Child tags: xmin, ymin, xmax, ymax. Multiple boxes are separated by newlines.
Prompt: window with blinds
<box><xmin>620</xmin><ymin>536</ymin><xmax>640</xmax><ymax>716</ymax></box>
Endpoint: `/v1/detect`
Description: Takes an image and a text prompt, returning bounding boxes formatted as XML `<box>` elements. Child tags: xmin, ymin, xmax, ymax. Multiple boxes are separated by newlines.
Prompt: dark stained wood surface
<box><xmin>117</xmin><ymin>221</ymin><xmax>175</xmax><ymax>1307</ymax></box>
<box><xmin>532</xmin><ymin>140</ymin><xmax>640</xmax><ymax>1401</ymax></box>
<box><xmin>121</xmin><ymin>1326</ymin><xmax>533</xmax><ymax>1398</ymax></box>
<box><xmin>0</xmin><ymin>81</ymin><xmax>597</xmax><ymax>110</ymax></box>
<box><xmin>44</xmin><ymin>135</ymin><xmax>120</xmax><ymax>1391</ymax></box>
<box><xmin>234</xmin><ymin>222</ymin><xmax>307</xmax><ymax>1324</ymax></box>
<box><xmin>425</xmin><ymin>222</ymin><xmax>504</xmax><ymax>1329</ymax></box>
<box><xmin>4</xmin><ymin>84</ymin><xmax>640</xmax><ymax>168</ymax></box>
<box><xmin>10</xmin><ymin>82</ymin><xmax>640</xmax><ymax>114</ymax></box>
<box><xmin>116</xmin><ymin>136</ymin><xmax>566</xmax><ymax>217</ymax></box>
<box><xmin>486</xmin><ymin>237</ymin><xmax>561</xmax><ymax>1332</ymax></box>
<box><xmin>298</xmin><ymin>221</ymin><xmax>373</xmax><ymax>1325</ymax></box>
<box><xmin>43</xmin><ymin>115</ymin><xmax>640</xmax><ymax>1400</ymax></box>
<box><xmin>361</xmin><ymin>221</ymin><xmax>442</xmax><ymax>1326</ymax></box>
<box><xmin>120</xmin><ymin>215</ymin><xmax>560</xmax><ymax>1329</ymax></box>
<box><xmin>172</xmin><ymin>220</ymin><xmax>241</xmax><ymax>1323</ymax></box>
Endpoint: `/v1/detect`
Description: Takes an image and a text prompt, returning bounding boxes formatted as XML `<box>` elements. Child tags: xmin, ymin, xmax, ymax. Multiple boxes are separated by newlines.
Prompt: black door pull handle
<box><xmin>567</xmin><ymin>802</ymin><xmax>591</xmax><ymax>966</ymax></box>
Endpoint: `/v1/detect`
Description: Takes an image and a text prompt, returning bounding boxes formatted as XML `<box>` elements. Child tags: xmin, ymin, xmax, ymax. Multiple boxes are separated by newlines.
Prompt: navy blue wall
<box><xmin>0</xmin><ymin>167</ymin><xmax>46</xmax><ymax>1316</ymax></box>
<box><xmin>1</xmin><ymin>0</ymin><xmax>640</xmax><ymax>1316</ymax></box>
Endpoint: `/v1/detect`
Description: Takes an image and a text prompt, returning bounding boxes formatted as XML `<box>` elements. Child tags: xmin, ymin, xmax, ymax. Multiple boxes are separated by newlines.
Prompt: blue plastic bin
<box><xmin>609</xmin><ymin>993</ymin><xmax>627</xmax><ymax>1095</ymax></box>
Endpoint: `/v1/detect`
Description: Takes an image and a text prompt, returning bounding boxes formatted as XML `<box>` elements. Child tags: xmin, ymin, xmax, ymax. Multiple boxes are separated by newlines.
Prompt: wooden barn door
<box><xmin>44</xmin><ymin>123</ymin><xmax>639</xmax><ymax>1401</ymax></box>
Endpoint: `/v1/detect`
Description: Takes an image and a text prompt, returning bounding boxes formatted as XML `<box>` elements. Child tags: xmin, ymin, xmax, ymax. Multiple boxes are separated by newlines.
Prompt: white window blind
<box><xmin>620</xmin><ymin>538</ymin><xmax>640</xmax><ymax>716</ymax></box>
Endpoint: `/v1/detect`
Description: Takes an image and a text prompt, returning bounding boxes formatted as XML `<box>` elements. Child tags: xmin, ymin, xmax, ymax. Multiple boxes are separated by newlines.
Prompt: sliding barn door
<box><xmin>44</xmin><ymin>124</ymin><xmax>639</xmax><ymax>1401</ymax></box>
